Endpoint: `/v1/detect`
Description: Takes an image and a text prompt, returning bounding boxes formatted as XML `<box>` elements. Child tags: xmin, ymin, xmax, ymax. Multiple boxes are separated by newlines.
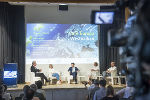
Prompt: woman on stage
<box><xmin>49</xmin><ymin>64</ymin><xmax>61</xmax><ymax>84</ymax></box>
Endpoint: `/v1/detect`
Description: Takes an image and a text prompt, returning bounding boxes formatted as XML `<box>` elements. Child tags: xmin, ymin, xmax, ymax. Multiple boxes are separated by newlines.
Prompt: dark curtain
<box><xmin>0</xmin><ymin>2</ymin><xmax>25</xmax><ymax>84</ymax></box>
<box><xmin>99</xmin><ymin>6</ymin><xmax>125</xmax><ymax>74</ymax></box>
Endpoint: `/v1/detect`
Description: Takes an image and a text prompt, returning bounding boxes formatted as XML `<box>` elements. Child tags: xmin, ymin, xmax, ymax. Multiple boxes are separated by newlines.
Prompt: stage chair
<box><xmin>67</xmin><ymin>72</ymin><xmax>81</xmax><ymax>84</ymax></box>
<box><xmin>107</xmin><ymin>76</ymin><xmax>118</xmax><ymax>85</ymax></box>
<box><xmin>118</xmin><ymin>76</ymin><xmax>126</xmax><ymax>85</ymax></box>
<box><xmin>77</xmin><ymin>76</ymin><xmax>86</xmax><ymax>83</ymax></box>
<box><xmin>30</xmin><ymin>72</ymin><xmax>41</xmax><ymax>84</ymax></box>
<box><xmin>48</xmin><ymin>72</ymin><xmax>57</xmax><ymax>85</ymax></box>
<box><xmin>67</xmin><ymin>72</ymin><xmax>73</xmax><ymax>84</ymax></box>
<box><xmin>97</xmin><ymin>75</ymin><xmax>103</xmax><ymax>80</ymax></box>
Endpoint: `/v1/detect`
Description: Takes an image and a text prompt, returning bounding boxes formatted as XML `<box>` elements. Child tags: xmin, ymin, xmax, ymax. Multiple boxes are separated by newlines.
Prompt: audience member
<box><xmin>93</xmin><ymin>79</ymin><xmax>107</xmax><ymax>100</ymax></box>
<box><xmin>89</xmin><ymin>62</ymin><xmax>100</xmax><ymax>80</ymax></box>
<box><xmin>68</xmin><ymin>63</ymin><xmax>79</xmax><ymax>84</ymax></box>
<box><xmin>35</xmin><ymin>81</ymin><xmax>46</xmax><ymax>98</ymax></box>
<box><xmin>23</xmin><ymin>88</ymin><xmax>35</xmax><ymax>100</ymax></box>
<box><xmin>49</xmin><ymin>64</ymin><xmax>61</xmax><ymax>84</ymax></box>
<box><xmin>88</xmin><ymin>80</ymin><xmax>100</xmax><ymax>100</ymax></box>
<box><xmin>30</xmin><ymin>84</ymin><xmax>45</xmax><ymax>100</ymax></box>
<box><xmin>87</xmin><ymin>79</ymin><xmax>95</xmax><ymax>91</ymax></box>
<box><xmin>19</xmin><ymin>85</ymin><xmax>30</xmax><ymax>99</ymax></box>
<box><xmin>116</xmin><ymin>81</ymin><xmax>135</xmax><ymax>99</ymax></box>
<box><xmin>101</xmin><ymin>85</ymin><xmax>119</xmax><ymax>100</ymax></box>
<box><xmin>0</xmin><ymin>85</ymin><xmax>5</xmax><ymax>100</ymax></box>
<box><xmin>2</xmin><ymin>84</ymin><xmax>12</xmax><ymax>100</ymax></box>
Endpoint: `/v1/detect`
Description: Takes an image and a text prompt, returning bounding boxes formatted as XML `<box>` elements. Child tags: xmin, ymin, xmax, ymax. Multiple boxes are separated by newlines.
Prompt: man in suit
<box><xmin>68</xmin><ymin>63</ymin><xmax>79</xmax><ymax>84</ymax></box>
<box><xmin>31</xmin><ymin>61</ymin><xmax>49</xmax><ymax>84</ymax></box>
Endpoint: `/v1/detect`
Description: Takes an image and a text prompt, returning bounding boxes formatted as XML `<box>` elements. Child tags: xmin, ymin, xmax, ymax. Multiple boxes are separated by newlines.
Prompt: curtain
<box><xmin>0</xmin><ymin>2</ymin><xmax>25</xmax><ymax>84</ymax></box>
<box><xmin>99</xmin><ymin>5</ymin><xmax>125</xmax><ymax>74</ymax></box>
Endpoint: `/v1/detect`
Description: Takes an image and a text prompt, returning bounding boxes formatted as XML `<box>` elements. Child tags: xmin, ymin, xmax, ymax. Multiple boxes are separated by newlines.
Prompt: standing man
<box><xmin>68</xmin><ymin>63</ymin><xmax>79</xmax><ymax>84</ymax></box>
<box><xmin>31</xmin><ymin>61</ymin><xmax>49</xmax><ymax>84</ymax></box>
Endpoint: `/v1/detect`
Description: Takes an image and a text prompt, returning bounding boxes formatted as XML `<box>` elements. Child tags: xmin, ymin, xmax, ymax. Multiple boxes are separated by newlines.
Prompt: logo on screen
<box><xmin>4</xmin><ymin>71</ymin><xmax>17</xmax><ymax>78</ymax></box>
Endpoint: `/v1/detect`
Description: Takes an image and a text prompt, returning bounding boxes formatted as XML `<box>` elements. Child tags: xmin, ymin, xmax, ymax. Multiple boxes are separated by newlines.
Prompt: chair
<box><xmin>77</xmin><ymin>76</ymin><xmax>86</xmax><ymax>83</ymax></box>
<box><xmin>30</xmin><ymin>72</ymin><xmax>41</xmax><ymax>84</ymax></box>
<box><xmin>107</xmin><ymin>76</ymin><xmax>118</xmax><ymax>85</ymax></box>
<box><xmin>48</xmin><ymin>72</ymin><xmax>57</xmax><ymax>85</ymax></box>
<box><xmin>67</xmin><ymin>72</ymin><xmax>79</xmax><ymax>84</ymax></box>
<box><xmin>118</xmin><ymin>76</ymin><xmax>126</xmax><ymax>85</ymax></box>
<box><xmin>67</xmin><ymin>73</ymin><xmax>73</xmax><ymax>84</ymax></box>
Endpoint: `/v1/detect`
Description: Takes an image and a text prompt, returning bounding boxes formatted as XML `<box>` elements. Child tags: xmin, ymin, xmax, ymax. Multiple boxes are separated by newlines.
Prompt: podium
<box><xmin>3</xmin><ymin>63</ymin><xmax>18</xmax><ymax>87</ymax></box>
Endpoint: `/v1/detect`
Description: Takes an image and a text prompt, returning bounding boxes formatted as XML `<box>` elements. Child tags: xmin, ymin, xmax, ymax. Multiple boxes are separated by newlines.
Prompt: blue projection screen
<box><xmin>26</xmin><ymin>24</ymin><xmax>99</xmax><ymax>64</ymax></box>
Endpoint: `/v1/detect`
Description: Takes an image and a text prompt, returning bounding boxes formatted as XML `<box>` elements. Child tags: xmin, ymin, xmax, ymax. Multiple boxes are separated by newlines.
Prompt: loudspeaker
<box><xmin>59</xmin><ymin>5</ymin><xmax>68</xmax><ymax>11</ymax></box>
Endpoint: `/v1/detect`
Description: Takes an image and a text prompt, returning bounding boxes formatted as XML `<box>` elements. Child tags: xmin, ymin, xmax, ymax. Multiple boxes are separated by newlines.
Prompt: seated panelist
<box><xmin>89</xmin><ymin>62</ymin><xmax>100</xmax><ymax>79</ymax></box>
<box><xmin>30</xmin><ymin>61</ymin><xmax>49</xmax><ymax>84</ymax></box>
<box><xmin>68</xmin><ymin>63</ymin><xmax>79</xmax><ymax>84</ymax></box>
<box><xmin>103</xmin><ymin>62</ymin><xmax>117</xmax><ymax>77</ymax></box>
<box><xmin>49</xmin><ymin>64</ymin><xmax>61</xmax><ymax>84</ymax></box>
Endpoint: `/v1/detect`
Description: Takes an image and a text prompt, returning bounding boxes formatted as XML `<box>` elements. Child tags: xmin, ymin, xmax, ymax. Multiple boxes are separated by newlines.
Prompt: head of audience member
<box><xmin>0</xmin><ymin>85</ymin><xmax>4</xmax><ymax>99</ymax></box>
<box><xmin>49</xmin><ymin>64</ymin><xmax>53</xmax><ymax>69</ymax></box>
<box><xmin>88</xmin><ymin>78</ymin><xmax>93</xmax><ymax>85</ymax></box>
<box><xmin>2</xmin><ymin>84</ymin><xmax>7</xmax><ymax>92</ymax></box>
<box><xmin>35</xmin><ymin>81</ymin><xmax>43</xmax><ymax>89</ymax></box>
<box><xmin>25</xmin><ymin>88</ymin><xmax>35</xmax><ymax>100</ymax></box>
<box><xmin>106</xmin><ymin>85</ymin><xmax>114</xmax><ymax>97</ymax></box>
<box><xmin>32</xmin><ymin>61</ymin><xmax>37</xmax><ymax>67</ymax></box>
<box><xmin>30</xmin><ymin>84</ymin><xmax>37</xmax><ymax>92</ymax></box>
<box><xmin>111</xmin><ymin>62</ymin><xmax>115</xmax><ymax>67</ymax></box>
<box><xmin>99</xmin><ymin>79</ymin><xmax>106</xmax><ymax>88</ymax></box>
<box><xmin>93</xmin><ymin>80</ymin><xmax>99</xmax><ymax>87</ymax></box>
<box><xmin>92</xmin><ymin>79</ymin><xmax>95</xmax><ymax>84</ymax></box>
<box><xmin>23</xmin><ymin>85</ymin><xmax>30</xmax><ymax>96</ymax></box>
<box><xmin>94</xmin><ymin>62</ymin><xmax>98</xmax><ymax>67</ymax></box>
<box><xmin>71</xmin><ymin>63</ymin><xmax>75</xmax><ymax>67</ymax></box>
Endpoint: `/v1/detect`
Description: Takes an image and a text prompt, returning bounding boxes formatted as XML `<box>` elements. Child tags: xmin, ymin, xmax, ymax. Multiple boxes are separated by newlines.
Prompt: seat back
<box><xmin>30</xmin><ymin>72</ymin><xmax>35</xmax><ymax>83</ymax></box>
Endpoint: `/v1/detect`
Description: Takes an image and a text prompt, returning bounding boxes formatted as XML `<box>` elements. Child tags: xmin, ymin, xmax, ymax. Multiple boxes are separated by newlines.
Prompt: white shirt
<box><xmin>107</xmin><ymin>66</ymin><xmax>117</xmax><ymax>76</ymax></box>
<box><xmin>91</xmin><ymin>66</ymin><xmax>99</xmax><ymax>76</ymax></box>
<box><xmin>72</xmin><ymin>67</ymin><xmax>75</xmax><ymax>72</ymax></box>
<box><xmin>49</xmin><ymin>68</ymin><xmax>56</xmax><ymax>74</ymax></box>
<box><xmin>49</xmin><ymin>68</ymin><xmax>57</xmax><ymax>77</ymax></box>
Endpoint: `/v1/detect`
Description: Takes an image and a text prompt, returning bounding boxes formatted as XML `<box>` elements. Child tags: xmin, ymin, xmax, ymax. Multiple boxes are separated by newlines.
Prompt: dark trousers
<box><xmin>71</xmin><ymin>72</ymin><xmax>77</xmax><ymax>82</ymax></box>
<box><xmin>35</xmin><ymin>73</ymin><xmax>48</xmax><ymax>83</ymax></box>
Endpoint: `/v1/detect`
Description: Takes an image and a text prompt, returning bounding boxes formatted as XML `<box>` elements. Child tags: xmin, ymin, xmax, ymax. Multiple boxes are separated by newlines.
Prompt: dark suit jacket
<box><xmin>31</xmin><ymin>65</ymin><xmax>40</xmax><ymax>75</ymax></box>
<box><xmin>68</xmin><ymin>67</ymin><xmax>79</xmax><ymax>75</ymax></box>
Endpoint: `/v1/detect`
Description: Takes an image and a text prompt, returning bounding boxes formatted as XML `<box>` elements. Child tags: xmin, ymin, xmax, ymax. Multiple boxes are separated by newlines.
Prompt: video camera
<box><xmin>107</xmin><ymin>0</ymin><xmax>150</xmax><ymax>99</ymax></box>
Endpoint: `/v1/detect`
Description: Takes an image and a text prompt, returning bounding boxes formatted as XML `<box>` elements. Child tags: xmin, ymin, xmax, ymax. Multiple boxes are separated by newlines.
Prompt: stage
<box><xmin>7</xmin><ymin>83</ymin><xmax>126</xmax><ymax>100</ymax></box>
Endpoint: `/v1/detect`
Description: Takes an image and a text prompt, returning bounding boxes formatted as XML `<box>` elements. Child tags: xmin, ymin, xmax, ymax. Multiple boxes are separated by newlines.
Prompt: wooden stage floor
<box><xmin>7</xmin><ymin>83</ymin><xmax>126</xmax><ymax>91</ymax></box>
